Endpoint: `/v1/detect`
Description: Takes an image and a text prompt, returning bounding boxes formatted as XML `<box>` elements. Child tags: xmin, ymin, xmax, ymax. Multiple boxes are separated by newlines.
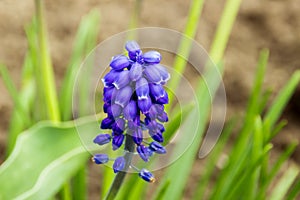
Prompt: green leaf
<box><xmin>167</xmin><ymin>0</ymin><xmax>204</xmax><ymax>107</ymax></box>
<box><xmin>0</xmin><ymin>64</ymin><xmax>31</xmax><ymax>127</ymax></box>
<box><xmin>263</xmin><ymin>70</ymin><xmax>300</xmax><ymax>138</ymax></box>
<box><xmin>269</xmin><ymin>165</ymin><xmax>300</xmax><ymax>200</ymax></box>
<box><xmin>59</xmin><ymin>10</ymin><xmax>100</xmax><ymax>121</ymax></box>
<box><xmin>192</xmin><ymin>119</ymin><xmax>235</xmax><ymax>199</ymax></box>
<box><xmin>209</xmin><ymin>0</ymin><xmax>243</xmax><ymax>63</ymax></box>
<box><xmin>0</xmin><ymin>117</ymin><xmax>100</xmax><ymax>200</ymax></box>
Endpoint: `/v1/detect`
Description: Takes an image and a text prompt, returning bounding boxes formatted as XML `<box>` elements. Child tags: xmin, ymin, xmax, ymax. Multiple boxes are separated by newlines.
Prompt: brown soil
<box><xmin>0</xmin><ymin>0</ymin><xmax>299</xmax><ymax>199</ymax></box>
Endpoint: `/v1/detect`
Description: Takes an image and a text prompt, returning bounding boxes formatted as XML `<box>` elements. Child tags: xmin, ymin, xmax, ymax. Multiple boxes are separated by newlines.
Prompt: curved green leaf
<box><xmin>0</xmin><ymin>117</ymin><xmax>99</xmax><ymax>200</ymax></box>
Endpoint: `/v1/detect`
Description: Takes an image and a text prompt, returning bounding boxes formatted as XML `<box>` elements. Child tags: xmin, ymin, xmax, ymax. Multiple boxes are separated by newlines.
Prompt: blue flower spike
<box><xmin>93</xmin><ymin>41</ymin><xmax>170</xmax><ymax>183</ymax></box>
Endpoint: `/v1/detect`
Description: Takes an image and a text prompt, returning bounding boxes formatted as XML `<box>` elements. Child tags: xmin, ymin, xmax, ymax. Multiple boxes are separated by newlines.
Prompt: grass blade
<box><xmin>0</xmin><ymin>65</ymin><xmax>31</xmax><ymax>127</ymax></box>
<box><xmin>263</xmin><ymin>70</ymin><xmax>300</xmax><ymax>137</ymax></box>
<box><xmin>209</xmin><ymin>0</ymin><xmax>243</xmax><ymax>63</ymax></box>
<box><xmin>269</xmin><ymin>165</ymin><xmax>299</xmax><ymax>200</ymax></box>
<box><xmin>167</xmin><ymin>0</ymin><xmax>204</xmax><ymax>107</ymax></box>
<box><xmin>35</xmin><ymin>0</ymin><xmax>60</xmax><ymax>122</ymax></box>
<box><xmin>59</xmin><ymin>10</ymin><xmax>100</xmax><ymax>121</ymax></box>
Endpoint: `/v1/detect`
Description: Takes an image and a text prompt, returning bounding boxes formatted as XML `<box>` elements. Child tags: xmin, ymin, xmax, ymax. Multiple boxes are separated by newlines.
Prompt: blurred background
<box><xmin>0</xmin><ymin>0</ymin><xmax>299</xmax><ymax>198</ymax></box>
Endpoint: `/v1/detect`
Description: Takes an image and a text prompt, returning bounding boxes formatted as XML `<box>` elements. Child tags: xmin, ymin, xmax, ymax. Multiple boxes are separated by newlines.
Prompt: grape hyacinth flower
<box><xmin>92</xmin><ymin>41</ymin><xmax>170</xmax><ymax>183</ymax></box>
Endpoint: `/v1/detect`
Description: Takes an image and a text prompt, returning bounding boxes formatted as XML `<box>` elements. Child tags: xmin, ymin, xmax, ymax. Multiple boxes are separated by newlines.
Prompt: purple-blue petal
<box><xmin>103</xmin><ymin>87</ymin><xmax>115</xmax><ymax>103</ymax></box>
<box><xmin>149</xmin><ymin>84</ymin><xmax>169</xmax><ymax>104</ymax></box>
<box><xmin>153</xmin><ymin>64</ymin><xmax>170</xmax><ymax>83</ymax></box>
<box><xmin>113</xmin><ymin>156</ymin><xmax>126</xmax><ymax>173</ymax></box>
<box><xmin>149</xmin><ymin>141</ymin><xmax>166</xmax><ymax>154</ymax></box>
<box><xmin>157</xmin><ymin>111</ymin><xmax>168</xmax><ymax>122</ymax></box>
<box><xmin>112</xmin><ymin>134</ymin><xmax>125</xmax><ymax>150</ymax></box>
<box><xmin>110</xmin><ymin>55</ymin><xmax>130</xmax><ymax>71</ymax></box>
<box><xmin>93</xmin><ymin>134</ymin><xmax>111</xmax><ymax>145</ymax></box>
<box><xmin>123</xmin><ymin>100</ymin><xmax>137</xmax><ymax>121</ymax></box>
<box><xmin>129</xmin><ymin>62</ymin><xmax>143</xmax><ymax>81</ymax></box>
<box><xmin>149</xmin><ymin>130</ymin><xmax>164</xmax><ymax>143</ymax></box>
<box><xmin>102</xmin><ymin>70</ymin><xmax>120</xmax><ymax>87</ymax></box>
<box><xmin>103</xmin><ymin>102</ymin><xmax>110</xmax><ymax>113</ymax></box>
<box><xmin>113</xmin><ymin>70</ymin><xmax>130</xmax><ymax>89</ymax></box>
<box><xmin>115</xmin><ymin>86</ymin><xmax>133</xmax><ymax>108</ymax></box>
<box><xmin>92</xmin><ymin>154</ymin><xmax>109</xmax><ymax>164</ymax></box>
<box><xmin>143</xmin><ymin>51</ymin><xmax>161</xmax><ymax>64</ymax></box>
<box><xmin>100</xmin><ymin>117</ymin><xmax>115</xmax><ymax>129</ymax></box>
<box><xmin>137</xmin><ymin>145</ymin><xmax>152</xmax><ymax>162</ymax></box>
<box><xmin>136</xmin><ymin>77</ymin><xmax>149</xmax><ymax>100</ymax></box>
<box><xmin>139</xmin><ymin>169</ymin><xmax>155</xmax><ymax>183</ymax></box>
<box><xmin>146</xmin><ymin>105</ymin><xmax>158</xmax><ymax>119</ymax></box>
<box><xmin>112</xmin><ymin>118</ymin><xmax>125</xmax><ymax>134</ymax></box>
<box><xmin>144</xmin><ymin>65</ymin><xmax>162</xmax><ymax>84</ymax></box>
<box><xmin>109</xmin><ymin>104</ymin><xmax>122</xmax><ymax>118</ymax></box>
<box><xmin>138</xmin><ymin>96</ymin><xmax>152</xmax><ymax>114</ymax></box>
<box><xmin>132</xmin><ymin>127</ymin><xmax>143</xmax><ymax>145</ymax></box>
<box><xmin>125</xmin><ymin>41</ymin><xmax>141</xmax><ymax>55</ymax></box>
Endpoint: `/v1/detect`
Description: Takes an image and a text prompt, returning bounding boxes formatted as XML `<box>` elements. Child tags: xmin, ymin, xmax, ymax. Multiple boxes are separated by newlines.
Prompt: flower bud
<box><xmin>92</xmin><ymin>154</ymin><xmax>109</xmax><ymax>164</ymax></box>
<box><xmin>110</xmin><ymin>55</ymin><xmax>130</xmax><ymax>71</ymax></box>
<box><xmin>137</xmin><ymin>145</ymin><xmax>152</xmax><ymax>162</ymax></box>
<box><xmin>143</xmin><ymin>51</ymin><xmax>161</xmax><ymax>64</ymax></box>
<box><xmin>132</xmin><ymin>127</ymin><xmax>143</xmax><ymax>145</ymax></box>
<box><xmin>113</xmin><ymin>156</ymin><xmax>126</xmax><ymax>173</ymax></box>
<box><xmin>129</xmin><ymin>62</ymin><xmax>143</xmax><ymax>81</ymax></box>
<box><xmin>139</xmin><ymin>169</ymin><xmax>156</xmax><ymax>183</ymax></box>
<box><xmin>149</xmin><ymin>141</ymin><xmax>166</xmax><ymax>154</ymax></box>
<box><xmin>115</xmin><ymin>86</ymin><xmax>133</xmax><ymax>108</ymax></box>
<box><xmin>113</xmin><ymin>70</ymin><xmax>130</xmax><ymax>89</ymax></box>
<box><xmin>136</xmin><ymin>77</ymin><xmax>149</xmax><ymax>100</ymax></box>
<box><xmin>123</xmin><ymin>100</ymin><xmax>137</xmax><ymax>121</ymax></box>
<box><xmin>100</xmin><ymin>117</ymin><xmax>115</xmax><ymax>129</ymax></box>
<box><xmin>93</xmin><ymin>134</ymin><xmax>111</xmax><ymax>145</ymax></box>
<box><xmin>112</xmin><ymin>134</ymin><xmax>125</xmax><ymax>150</ymax></box>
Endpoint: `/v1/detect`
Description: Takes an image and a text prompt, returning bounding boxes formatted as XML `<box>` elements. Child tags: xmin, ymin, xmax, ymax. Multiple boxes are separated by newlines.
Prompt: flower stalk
<box><xmin>104</xmin><ymin>135</ymin><xmax>135</xmax><ymax>200</ymax></box>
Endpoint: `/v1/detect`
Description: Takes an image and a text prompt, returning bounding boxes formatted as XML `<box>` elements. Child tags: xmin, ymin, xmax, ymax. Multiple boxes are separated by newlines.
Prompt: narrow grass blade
<box><xmin>59</xmin><ymin>10</ymin><xmax>100</xmax><ymax>121</ymax></box>
<box><xmin>263</xmin><ymin>70</ymin><xmax>300</xmax><ymax>137</ymax></box>
<box><xmin>257</xmin><ymin>142</ymin><xmax>297</xmax><ymax>199</ymax></box>
<box><xmin>209</xmin><ymin>0</ymin><xmax>243</xmax><ymax>63</ymax></box>
<box><xmin>0</xmin><ymin>65</ymin><xmax>31</xmax><ymax>127</ymax></box>
<box><xmin>286</xmin><ymin>178</ymin><xmax>300</xmax><ymax>200</ymax></box>
<box><xmin>269</xmin><ymin>165</ymin><xmax>299</xmax><ymax>200</ymax></box>
<box><xmin>193</xmin><ymin>120</ymin><xmax>235</xmax><ymax>199</ymax></box>
<box><xmin>35</xmin><ymin>0</ymin><xmax>60</xmax><ymax>122</ymax></box>
<box><xmin>164</xmin><ymin>103</ymin><xmax>194</xmax><ymax>144</ymax></box>
<box><xmin>167</xmin><ymin>0</ymin><xmax>204</xmax><ymax>107</ymax></box>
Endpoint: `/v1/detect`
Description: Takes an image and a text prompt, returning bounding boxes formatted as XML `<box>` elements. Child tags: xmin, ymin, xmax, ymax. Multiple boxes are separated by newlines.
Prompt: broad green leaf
<box><xmin>0</xmin><ymin>117</ymin><xmax>99</xmax><ymax>200</ymax></box>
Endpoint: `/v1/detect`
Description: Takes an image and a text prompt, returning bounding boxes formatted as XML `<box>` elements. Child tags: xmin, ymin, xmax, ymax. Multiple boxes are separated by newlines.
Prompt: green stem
<box><xmin>104</xmin><ymin>135</ymin><xmax>135</xmax><ymax>200</ymax></box>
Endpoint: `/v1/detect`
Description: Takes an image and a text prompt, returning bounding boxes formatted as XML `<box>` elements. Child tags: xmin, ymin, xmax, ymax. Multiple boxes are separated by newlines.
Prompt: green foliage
<box><xmin>0</xmin><ymin>117</ymin><xmax>99</xmax><ymax>200</ymax></box>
